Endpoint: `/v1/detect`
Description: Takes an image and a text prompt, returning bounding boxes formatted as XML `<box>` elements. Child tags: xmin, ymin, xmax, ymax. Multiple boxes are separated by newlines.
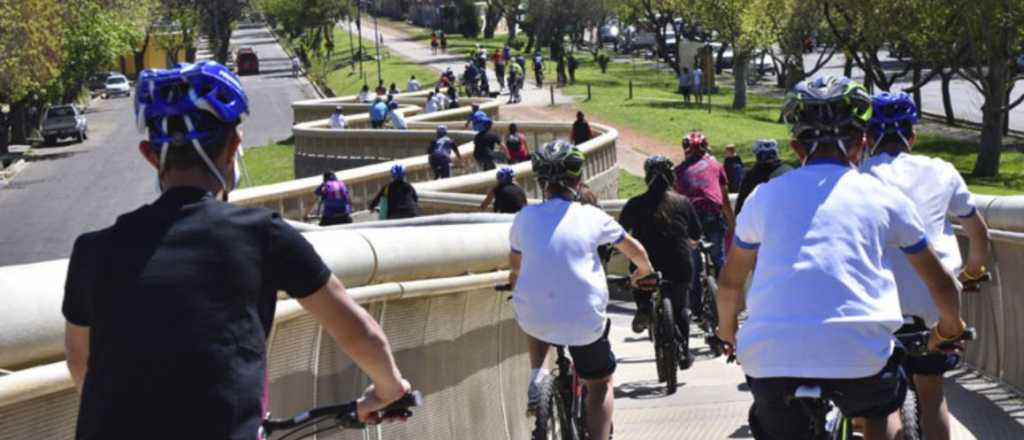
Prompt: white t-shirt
<box><xmin>734</xmin><ymin>160</ymin><xmax>928</xmax><ymax>379</ymax></box>
<box><xmin>407</xmin><ymin>79</ymin><xmax>421</xmax><ymax>92</ymax></box>
<box><xmin>389</xmin><ymin>111</ymin><xmax>407</xmax><ymax>129</ymax></box>
<box><xmin>424</xmin><ymin>98</ymin><xmax>439</xmax><ymax>113</ymax></box>
<box><xmin>328</xmin><ymin>113</ymin><xmax>346</xmax><ymax>129</ymax></box>
<box><xmin>510</xmin><ymin>198</ymin><xmax>626</xmax><ymax>346</ymax></box>
<box><xmin>862</xmin><ymin>152</ymin><xmax>976</xmax><ymax>325</ymax></box>
<box><xmin>358</xmin><ymin>91</ymin><xmax>371</xmax><ymax>103</ymax></box>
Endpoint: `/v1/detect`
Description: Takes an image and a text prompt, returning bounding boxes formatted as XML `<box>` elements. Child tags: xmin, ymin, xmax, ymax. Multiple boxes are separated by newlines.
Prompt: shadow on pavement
<box><xmin>615</xmin><ymin>379</ymin><xmax>676</xmax><ymax>400</ymax></box>
<box><xmin>728</xmin><ymin>425</ymin><xmax>754</xmax><ymax>438</ymax></box>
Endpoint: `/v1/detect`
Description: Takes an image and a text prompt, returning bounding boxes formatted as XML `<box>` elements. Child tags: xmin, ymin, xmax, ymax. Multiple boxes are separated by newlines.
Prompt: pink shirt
<box><xmin>673</xmin><ymin>154</ymin><xmax>728</xmax><ymax>213</ymax></box>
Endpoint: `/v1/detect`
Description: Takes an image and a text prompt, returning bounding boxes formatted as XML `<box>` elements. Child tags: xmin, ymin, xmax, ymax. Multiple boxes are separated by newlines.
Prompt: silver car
<box><xmin>104</xmin><ymin>74</ymin><xmax>131</xmax><ymax>98</ymax></box>
<box><xmin>40</xmin><ymin>105</ymin><xmax>88</xmax><ymax>145</ymax></box>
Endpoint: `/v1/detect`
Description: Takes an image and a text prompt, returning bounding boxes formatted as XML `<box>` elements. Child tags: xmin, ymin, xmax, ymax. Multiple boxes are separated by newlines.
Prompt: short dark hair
<box><xmin>875</xmin><ymin>121</ymin><xmax>914</xmax><ymax>151</ymax></box>
<box><xmin>146</xmin><ymin>113</ymin><xmax>237</xmax><ymax>171</ymax></box>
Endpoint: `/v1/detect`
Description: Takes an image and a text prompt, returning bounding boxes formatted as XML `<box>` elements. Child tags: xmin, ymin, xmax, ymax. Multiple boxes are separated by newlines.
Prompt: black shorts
<box><xmin>567</xmin><ymin>320</ymin><xmax>617</xmax><ymax>381</ymax></box>
<box><xmin>746</xmin><ymin>347</ymin><xmax>907</xmax><ymax>440</ymax></box>
<box><xmin>371</xmin><ymin>119</ymin><xmax>385</xmax><ymax>129</ymax></box>
<box><xmin>896</xmin><ymin>321</ymin><xmax>962</xmax><ymax>376</ymax></box>
<box><xmin>680</xmin><ymin>86</ymin><xmax>692</xmax><ymax>95</ymax></box>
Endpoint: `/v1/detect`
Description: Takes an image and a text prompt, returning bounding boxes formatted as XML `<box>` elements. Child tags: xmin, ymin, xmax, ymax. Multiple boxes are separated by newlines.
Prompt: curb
<box><xmin>921</xmin><ymin>111</ymin><xmax>1024</xmax><ymax>140</ymax></box>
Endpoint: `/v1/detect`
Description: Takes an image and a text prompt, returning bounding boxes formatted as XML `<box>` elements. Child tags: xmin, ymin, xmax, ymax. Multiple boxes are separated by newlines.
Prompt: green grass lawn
<box><xmin>241</xmin><ymin>142</ymin><xmax>294</xmax><ymax>188</ymax></box>
<box><xmin>619</xmin><ymin>169</ymin><xmax>647</xmax><ymax>199</ymax></box>
<box><xmin>303</xmin><ymin>24</ymin><xmax>440</xmax><ymax>97</ymax></box>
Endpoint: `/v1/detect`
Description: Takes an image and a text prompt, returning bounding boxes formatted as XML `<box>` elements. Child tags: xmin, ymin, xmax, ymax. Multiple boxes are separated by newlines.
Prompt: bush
<box><xmin>596</xmin><ymin>52</ymin><xmax>610</xmax><ymax>73</ymax></box>
<box><xmin>509</xmin><ymin>34</ymin><xmax>527</xmax><ymax>52</ymax></box>
<box><xmin>456</xmin><ymin>0</ymin><xmax>480</xmax><ymax>38</ymax></box>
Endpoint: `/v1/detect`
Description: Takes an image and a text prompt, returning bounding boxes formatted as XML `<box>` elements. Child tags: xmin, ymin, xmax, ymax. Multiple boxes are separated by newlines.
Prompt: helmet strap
<box><xmin>184</xmin><ymin>114</ymin><xmax>230</xmax><ymax>201</ymax></box>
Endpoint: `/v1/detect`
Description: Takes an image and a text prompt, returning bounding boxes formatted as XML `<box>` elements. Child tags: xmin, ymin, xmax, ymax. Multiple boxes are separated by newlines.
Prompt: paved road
<box><xmin>800</xmin><ymin>50</ymin><xmax>1023</xmax><ymax>131</ymax></box>
<box><xmin>0</xmin><ymin>24</ymin><xmax>315</xmax><ymax>266</ymax></box>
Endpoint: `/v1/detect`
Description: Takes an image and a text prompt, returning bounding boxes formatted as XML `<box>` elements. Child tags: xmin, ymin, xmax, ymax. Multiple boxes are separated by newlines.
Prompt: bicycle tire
<box><xmin>655</xmin><ymin>297</ymin><xmax>679</xmax><ymax>394</ymax></box>
<box><xmin>899</xmin><ymin>388</ymin><xmax>922</xmax><ymax>440</ymax></box>
<box><xmin>703</xmin><ymin>276</ymin><xmax>723</xmax><ymax>357</ymax></box>
<box><xmin>531</xmin><ymin>375</ymin><xmax>565</xmax><ymax>440</ymax></box>
<box><xmin>560</xmin><ymin>379</ymin><xmax>583</xmax><ymax>440</ymax></box>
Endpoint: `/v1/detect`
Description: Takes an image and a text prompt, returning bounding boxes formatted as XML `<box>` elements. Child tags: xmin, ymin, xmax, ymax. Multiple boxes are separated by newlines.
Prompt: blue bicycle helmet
<box><xmin>391</xmin><ymin>164</ymin><xmax>406</xmax><ymax>180</ymax></box>
<box><xmin>869</xmin><ymin>92</ymin><xmax>918</xmax><ymax>152</ymax></box>
<box><xmin>752</xmin><ymin>139</ymin><xmax>780</xmax><ymax>161</ymax></box>
<box><xmin>134</xmin><ymin>61</ymin><xmax>249</xmax><ymax>196</ymax></box>
<box><xmin>496</xmin><ymin>167</ymin><xmax>515</xmax><ymax>184</ymax></box>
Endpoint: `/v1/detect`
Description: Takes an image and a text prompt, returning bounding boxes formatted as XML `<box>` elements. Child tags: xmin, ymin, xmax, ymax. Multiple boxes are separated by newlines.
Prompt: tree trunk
<box><xmin>0</xmin><ymin>110</ymin><xmax>9</xmax><ymax>166</ymax></box>
<box><xmin>843</xmin><ymin>55</ymin><xmax>853</xmax><ymax>77</ymax></box>
<box><xmin>973</xmin><ymin>61</ymin><xmax>1008</xmax><ymax>177</ymax></box>
<box><xmin>912</xmin><ymin>66</ymin><xmax>922</xmax><ymax>111</ymax></box>
<box><xmin>525</xmin><ymin>32</ymin><xmax>535</xmax><ymax>54</ymax></box>
<box><xmin>940</xmin><ymin>70</ymin><xmax>955</xmax><ymax>125</ymax></box>
<box><xmin>505</xmin><ymin>15</ymin><xmax>517</xmax><ymax>41</ymax></box>
<box><xmin>733</xmin><ymin>52</ymin><xmax>749</xmax><ymax>110</ymax></box>
<box><xmin>10</xmin><ymin>101</ymin><xmax>27</xmax><ymax>145</ymax></box>
<box><xmin>483</xmin><ymin>6</ymin><xmax>501</xmax><ymax>39</ymax></box>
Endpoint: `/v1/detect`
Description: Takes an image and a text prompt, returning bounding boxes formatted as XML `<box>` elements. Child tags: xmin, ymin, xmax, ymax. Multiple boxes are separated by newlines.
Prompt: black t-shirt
<box><xmin>473</xmin><ymin>131</ymin><xmax>501</xmax><ymax>159</ymax></box>
<box><xmin>571</xmin><ymin>120</ymin><xmax>592</xmax><ymax>145</ymax></box>
<box><xmin>371</xmin><ymin>180</ymin><xmax>419</xmax><ymax>218</ymax></box>
<box><xmin>619</xmin><ymin>188</ymin><xmax>703</xmax><ymax>282</ymax></box>
<box><xmin>736</xmin><ymin>160</ymin><xmax>792</xmax><ymax>214</ymax></box>
<box><xmin>62</xmin><ymin>187</ymin><xmax>330</xmax><ymax>440</ymax></box>
<box><xmin>493</xmin><ymin>182</ymin><xmax>527</xmax><ymax>213</ymax></box>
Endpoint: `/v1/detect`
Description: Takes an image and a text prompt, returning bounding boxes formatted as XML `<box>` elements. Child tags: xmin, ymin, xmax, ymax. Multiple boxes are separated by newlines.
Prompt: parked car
<box><xmin>236</xmin><ymin>47</ymin><xmax>260</xmax><ymax>75</ymax></box>
<box><xmin>87</xmin><ymin>72</ymin><xmax>116</xmax><ymax>92</ymax></box>
<box><xmin>40</xmin><ymin>105</ymin><xmax>88</xmax><ymax>146</ymax></box>
<box><xmin>104</xmin><ymin>74</ymin><xmax>131</xmax><ymax>98</ymax></box>
<box><xmin>599</xmin><ymin>20</ymin><xmax>620</xmax><ymax>45</ymax></box>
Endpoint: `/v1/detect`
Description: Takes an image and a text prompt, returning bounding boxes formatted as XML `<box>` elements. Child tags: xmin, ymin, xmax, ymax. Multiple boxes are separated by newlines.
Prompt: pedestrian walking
<box><xmin>430</xmin><ymin>32</ymin><xmax>439</xmax><ymax>55</ymax></box>
<box><xmin>567</xmin><ymin>53</ymin><xmax>578</xmax><ymax>85</ymax></box>
<box><xmin>440</xmin><ymin>32</ymin><xmax>448</xmax><ymax>53</ymax></box>
<box><xmin>571</xmin><ymin>112</ymin><xmax>594</xmax><ymax>146</ymax></box>
<box><xmin>693</xmin><ymin>67</ymin><xmax>704</xmax><ymax>105</ymax></box>
<box><xmin>678</xmin><ymin>67</ymin><xmax>694</xmax><ymax>105</ymax></box>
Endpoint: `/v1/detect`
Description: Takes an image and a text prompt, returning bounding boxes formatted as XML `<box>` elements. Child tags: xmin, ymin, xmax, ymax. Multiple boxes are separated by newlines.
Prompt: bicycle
<box><xmin>634</xmin><ymin>272</ymin><xmax>681</xmax><ymax>394</ymax></box>
<box><xmin>732</xmin><ymin>327</ymin><xmax>974</xmax><ymax>440</ymax></box>
<box><xmin>695</xmin><ymin>240</ymin><xmax>724</xmax><ymax>356</ymax></box>
<box><xmin>259</xmin><ymin>391</ymin><xmax>422</xmax><ymax>440</ymax></box>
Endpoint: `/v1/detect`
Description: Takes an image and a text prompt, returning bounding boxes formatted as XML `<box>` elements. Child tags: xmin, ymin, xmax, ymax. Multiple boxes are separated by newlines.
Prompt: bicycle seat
<box><xmin>793</xmin><ymin>384</ymin><xmax>823</xmax><ymax>400</ymax></box>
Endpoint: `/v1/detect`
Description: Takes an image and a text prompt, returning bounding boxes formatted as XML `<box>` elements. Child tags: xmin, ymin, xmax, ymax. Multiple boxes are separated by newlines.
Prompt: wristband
<box><xmin>962</xmin><ymin>266</ymin><xmax>987</xmax><ymax>281</ymax></box>
<box><xmin>933</xmin><ymin>319</ymin><xmax>967</xmax><ymax>342</ymax></box>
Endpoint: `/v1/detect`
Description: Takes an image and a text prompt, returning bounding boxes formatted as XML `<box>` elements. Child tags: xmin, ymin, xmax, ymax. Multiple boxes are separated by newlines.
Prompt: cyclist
<box><xmin>62</xmin><ymin>61</ymin><xmax>410</xmax><ymax>440</ymax></box>
<box><xmin>473</xmin><ymin>119</ymin><xmax>505</xmax><ymax>171</ymax></box>
<box><xmin>532</xmin><ymin>51</ymin><xmax>544</xmax><ymax>87</ymax></box>
<box><xmin>369</xmin><ymin>164</ymin><xmax>419</xmax><ymax>220</ymax></box>
<box><xmin>735</xmin><ymin>139</ymin><xmax>791</xmax><ymax>214</ymax></box>
<box><xmin>427</xmin><ymin>125</ymin><xmax>461</xmax><ymax>179</ymax></box>
<box><xmin>716</xmin><ymin>75</ymin><xmax>966</xmax><ymax>440</ymax></box>
<box><xmin>507</xmin><ymin>61</ymin><xmax>524</xmax><ymax>104</ymax></box>
<box><xmin>313</xmin><ymin>172</ymin><xmax>353</xmax><ymax>225</ymax></box>
<box><xmin>861</xmin><ymin>92</ymin><xmax>991</xmax><ymax>440</ymax></box>
<box><xmin>480</xmin><ymin>167</ymin><xmax>527</xmax><ymax>213</ymax></box>
<box><xmin>291</xmin><ymin>56</ymin><xmax>301</xmax><ymax>77</ymax></box>
<box><xmin>406</xmin><ymin>75</ymin><xmax>421</xmax><ymax>92</ymax></box>
<box><xmin>508</xmin><ymin>140</ymin><xmax>655</xmax><ymax>440</ymax></box>
<box><xmin>571</xmin><ymin>111</ymin><xmax>594</xmax><ymax>145</ymax></box>
<box><xmin>369</xmin><ymin>97</ymin><xmax>388</xmax><ymax>129</ymax></box>
<box><xmin>387</xmin><ymin>101</ymin><xmax>407</xmax><ymax>130</ymax></box>
<box><xmin>504</xmin><ymin>123</ymin><xmax>530</xmax><ymax>163</ymax></box>
<box><xmin>464</xmin><ymin>103</ymin><xmax>489</xmax><ymax>132</ymax></box>
<box><xmin>619</xmin><ymin>155</ymin><xmax>704</xmax><ymax>369</ymax></box>
<box><xmin>328</xmin><ymin>105</ymin><xmax>346</xmax><ymax>129</ymax></box>
<box><xmin>674</xmin><ymin>131</ymin><xmax>734</xmax><ymax>319</ymax></box>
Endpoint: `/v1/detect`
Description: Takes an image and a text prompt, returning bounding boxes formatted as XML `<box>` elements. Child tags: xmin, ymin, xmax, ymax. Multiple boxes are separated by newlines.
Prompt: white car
<box><xmin>104</xmin><ymin>74</ymin><xmax>131</xmax><ymax>98</ymax></box>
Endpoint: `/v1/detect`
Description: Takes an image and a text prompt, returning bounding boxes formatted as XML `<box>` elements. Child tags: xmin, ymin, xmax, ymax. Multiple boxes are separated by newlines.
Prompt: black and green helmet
<box><xmin>782</xmin><ymin>75</ymin><xmax>872</xmax><ymax>156</ymax></box>
<box><xmin>532</xmin><ymin>139</ymin><xmax>585</xmax><ymax>186</ymax></box>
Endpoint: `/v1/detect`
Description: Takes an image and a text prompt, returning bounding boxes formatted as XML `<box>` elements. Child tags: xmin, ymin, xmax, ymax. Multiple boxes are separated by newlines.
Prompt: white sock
<box><xmin>530</xmin><ymin>368</ymin><xmax>549</xmax><ymax>386</ymax></box>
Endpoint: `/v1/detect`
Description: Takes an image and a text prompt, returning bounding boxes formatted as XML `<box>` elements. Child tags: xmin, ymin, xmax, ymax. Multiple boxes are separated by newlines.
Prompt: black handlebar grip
<box><xmin>937</xmin><ymin>327</ymin><xmax>977</xmax><ymax>351</ymax></box>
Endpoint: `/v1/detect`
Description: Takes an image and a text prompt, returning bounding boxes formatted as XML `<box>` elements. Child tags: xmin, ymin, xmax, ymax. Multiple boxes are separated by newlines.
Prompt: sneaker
<box><xmin>632</xmin><ymin>308</ymin><xmax>652</xmax><ymax>333</ymax></box>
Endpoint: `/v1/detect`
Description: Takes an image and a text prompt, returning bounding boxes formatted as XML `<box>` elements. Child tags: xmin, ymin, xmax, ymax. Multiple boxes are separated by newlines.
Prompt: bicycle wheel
<box><xmin>703</xmin><ymin>277</ymin><xmax>723</xmax><ymax>357</ymax></box>
<box><xmin>560</xmin><ymin>380</ymin><xmax>583</xmax><ymax>440</ymax></box>
<box><xmin>899</xmin><ymin>388</ymin><xmax>922</xmax><ymax>440</ymax></box>
<box><xmin>532</xmin><ymin>375</ymin><xmax>563</xmax><ymax>440</ymax></box>
<box><xmin>655</xmin><ymin>297</ymin><xmax>679</xmax><ymax>394</ymax></box>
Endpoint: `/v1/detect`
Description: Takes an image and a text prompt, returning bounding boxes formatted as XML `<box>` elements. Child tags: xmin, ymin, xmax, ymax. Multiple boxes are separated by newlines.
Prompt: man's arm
<box><xmin>720</xmin><ymin>183</ymin><xmax>736</xmax><ymax>229</ymax></box>
<box><xmin>65</xmin><ymin>322</ymin><xmax>90</xmax><ymax>393</ymax></box>
<box><xmin>716</xmin><ymin>246</ymin><xmax>758</xmax><ymax>355</ymax></box>
<box><xmin>905</xmin><ymin>248</ymin><xmax>964</xmax><ymax>349</ymax></box>
<box><xmin>369</xmin><ymin>186</ymin><xmax>384</xmax><ymax>210</ymax></box>
<box><xmin>480</xmin><ymin>188</ymin><xmax>496</xmax><ymax>210</ymax></box>
<box><xmin>298</xmin><ymin>276</ymin><xmax>409</xmax><ymax>414</ymax></box>
<box><xmin>959</xmin><ymin>213</ymin><xmax>990</xmax><ymax>278</ymax></box>
<box><xmin>508</xmin><ymin>251</ymin><xmax>522</xmax><ymax>288</ymax></box>
<box><xmin>613</xmin><ymin>234</ymin><xmax>655</xmax><ymax>284</ymax></box>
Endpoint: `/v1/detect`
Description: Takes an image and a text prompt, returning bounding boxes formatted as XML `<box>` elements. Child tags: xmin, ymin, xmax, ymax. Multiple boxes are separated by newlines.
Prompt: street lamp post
<box><xmin>373</xmin><ymin>3</ymin><xmax>382</xmax><ymax>84</ymax></box>
<box><xmin>357</xmin><ymin>3</ymin><xmax>365</xmax><ymax>84</ymax></box>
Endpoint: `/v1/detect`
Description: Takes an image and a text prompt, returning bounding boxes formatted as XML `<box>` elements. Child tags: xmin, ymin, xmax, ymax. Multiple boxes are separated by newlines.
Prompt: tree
<box><xmin>0</xmin><ymin>0</ymin><xmax>63</xmax><ymax>147</ymax></box>
<box><xmin>692</xmin><ymin>0</ymin><xmax>775</xmax><ymax>109</ymax></box>
<box><xmin>486</xmin><ymin>0</ymin><xmax>522</xmax><ymax>42</ymax></box>
<box><xmin>760</xmin><ymin>0</ymin><xmax>837</xmax><ymax>90</ymax></box>
<box><xmin>619</xmin><ymin>0</ymin><xmax>688</xmax><ymax>75</ymax></box>
<box><xmin>58</xmin><ymin>0</ymin><xmax>151</xmax><ymax>103</ymax></box>
<box><xmin>197</xmin><ymin>0</ymin><xmax>244</xmax><ymax>64</ymax></box>
<box><xmin>822</xmin><ymin>0</ymin><xmax>916</xmax><ymax>93</ymax></box>
<box><xmin>456</xmin><ymin>0</ymin><xmax>481</xmax><ymax>38</ymax></box>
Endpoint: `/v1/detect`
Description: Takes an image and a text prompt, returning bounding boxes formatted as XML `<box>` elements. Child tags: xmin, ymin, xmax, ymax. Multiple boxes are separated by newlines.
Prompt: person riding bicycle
<box><xmin>369</xmin><ymin>164</ymin><xmax>419</xmax><ymax>220</ymax></box>
<box><xmin>291</xmin><ymin>56</ymin><xmax>301</xmax><ymax>77</ymax></box>
<box><xmin>427</xmin><ymin>125</ymin><xmax>462</xmax><ymax>179</ymax></box>
<box><xmin>619</xmin><ymin>155</ymin><xmax>704</xmax><ymax>370</ymax></box>
<box><xmin>313</xmin><ymin>172</ymin><xmax>353</xmax><ymax>226</ymax></box>
<box><xmin>861</xmin><ymin>92</ymin><xmax>991</xmax><ymax>440</ymax></box>
<box><xmin>735</xmin><ymin>139</ymin><xmax>791</xmax><ymax>214</ymax></box>
<box><xmin>673</xmin><ymin>131</ymin><xmax>734</xmax><ymax>321</ymax></box>
<box><xmin>507</xmin><ymin>61</ymin><xmax>524</xmax><ymax>103</ymax></box>
<box><xmin>716</xmin><ymin>75</ymin><xmax>966</xmax><ymax>440</ymax></box>
<box><xmin>480</xmin><ymin>167</ymin><xmax>527</xmax><ymax>213</ymax></box>
<box><xmin>504</xmin><ymin>123</ymin><xmax>530</xmax><ymax>163</ymax></box>
<box><xmin>509</xmin><ymin>140</ymin><xmax>655</xmax><ymax>440</ymax></box>
<box><xmin>62</xmin><ymin>61</ymin><xmax>410</xmax><ymax>440</ymax></box>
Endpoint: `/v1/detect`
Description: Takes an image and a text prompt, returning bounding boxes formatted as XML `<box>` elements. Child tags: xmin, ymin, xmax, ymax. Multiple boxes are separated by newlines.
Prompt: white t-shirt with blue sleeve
<box><xmin>510</xmin><ymin>198</ymin><xmax>626</xmax><ymax>346</ymax></box>
<box><xmin>734</xmin><ymin>160</ymin><xmax>928</xmax><ymax>379</ymax></box>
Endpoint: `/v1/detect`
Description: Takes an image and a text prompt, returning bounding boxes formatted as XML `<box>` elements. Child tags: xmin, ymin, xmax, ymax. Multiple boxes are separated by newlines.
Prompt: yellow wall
<box><xmin>121</xmin><ymin>33</ymin><xmax>187</xmax><ymax>77</ymax></box>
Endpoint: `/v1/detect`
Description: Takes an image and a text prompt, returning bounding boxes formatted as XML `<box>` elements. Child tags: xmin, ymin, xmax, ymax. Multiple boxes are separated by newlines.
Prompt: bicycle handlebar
<box><xmin>961</xmin><ymin>272</ymin><xmax>992</xmax><ymax>293</ymax></box>
<box><xmin>895</xmin><ymin>327</ymin><xmax>976</xmax><ymax>357</ymax></box>
<box><xmin>261</xmin><ymin>391</ymin><xmax>423</xmax><ymax>436</ymax></box>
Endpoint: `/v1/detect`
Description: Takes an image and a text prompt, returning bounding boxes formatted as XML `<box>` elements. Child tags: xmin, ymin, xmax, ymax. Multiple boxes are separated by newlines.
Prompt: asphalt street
<box><xmin>0</xmin><ymin>24</ymin><xmax>315</xmax><ymax>266</ymax></box>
